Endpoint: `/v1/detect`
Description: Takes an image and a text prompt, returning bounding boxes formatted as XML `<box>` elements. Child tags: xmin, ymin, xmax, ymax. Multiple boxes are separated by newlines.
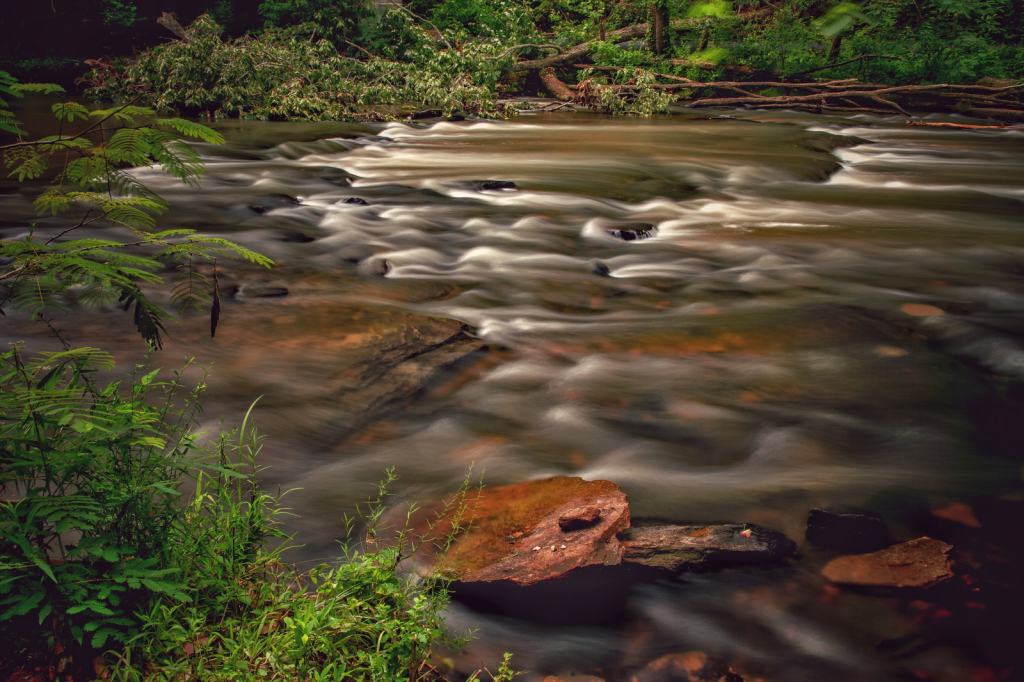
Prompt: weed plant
<box><xmin>0</xmin><ymin>346</ymin><xmax>492</xmax><ymax>681</ymax></box>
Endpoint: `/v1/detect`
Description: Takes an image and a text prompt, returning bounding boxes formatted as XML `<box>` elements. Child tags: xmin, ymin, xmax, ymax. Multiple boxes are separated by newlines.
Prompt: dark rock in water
<box><xmin>360</xmin><ymin>257</ymin><xmax>391</xmax><ymax>277</ymax></box>
<box><xmin>558</xmin><ymin>505</ymin><xmax>602</xmax><ymax>531</ymax></box>
<box><xmin>613</xmin><ymin>178</ymin><xmax>697</xmax><ymax>203</ymax></box>
<box><xmin>607</xmin><ymin>222</ymin><xmax>657</xmax><ymax>241</ymax></box>
<box><xmin>821</xmin><ymin>537</ymin><xmax>953</xmax><ymax>588</ymax></box>
<box><xmin>239</xmin><ymin>284</ymin><xmax>289</xmax><ymax>298</ymax></box>
<box><xmin>630</xmin><ymin>653</ymin><xmax>746</xmax><ymax>682</ymax></box>
<box><xmin>448</xmin><ymin>113</ymin><xmax>466</xmax><ymax>122</ymax></box>
<box><xmin>409</xmin><ymin>109</ymin><xmax>443</xmax><ymax>120</ymax></box>
<box><xmin>805</xmin><ymin>508</ymin><xmax>889</xmax><ymax>554</ymax></box>
<box><xmin>480</xmin><ymin>180</ymin><xmax>517</xmax><ymax>191</ymax></box>
<box><xmin>248</xmin><ymin>195</ymin><xmax>300</xmax><ymax>214</ymax></box>
<box><xmin>318</xmin><ymin>167</ymin><xmax>356</xmax><ymax>185</ymax></box>
<box><xmin>620</xmin><ymin>524</ymin><xmax>796</xmax><ymax>572</ymax></box>
<box><xmin>591</xmin><ymin>261</ymin><xmax>611</xmax><ymax>277</ymax></box>
<box><xmin>279</xmin><ymin>232</ymin><xmax>316</xmax><ymax>243</ymax></box>
<box><xmin>344</xmin><ymin>197</ymin><xmax>369</xmax><ymax>205</ymax></box>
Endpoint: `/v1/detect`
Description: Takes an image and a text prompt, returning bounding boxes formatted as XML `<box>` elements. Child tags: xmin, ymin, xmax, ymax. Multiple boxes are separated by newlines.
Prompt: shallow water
<box><xmin>3</xmin><ymin>105</ymin><xmax>1024</xmax><ymax>681</ymax></box>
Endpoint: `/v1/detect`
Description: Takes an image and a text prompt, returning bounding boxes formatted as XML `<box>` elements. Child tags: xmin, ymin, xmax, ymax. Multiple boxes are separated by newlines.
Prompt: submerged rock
<box><xmin>821</xmin><ymin>537</ymin><xmax>953</xmax><ymax>588</ymax></box>
<box><xmin>479</xmin><ymin>180</ymin><xmax>517</xmax><ymax>191</ymax></box>
<box><xmin>620</xmin><ymin>523</ymin><xmax>796</xmax><ymax>571</ymax></box>
<box><xmin>238</xmin><ymin>284</ymin><xmax>289</xmax><ymax>298</ymax></box>
<box><xmin>343</xmin><ymin>197</ymin><xmax>369</xmax><ymax>205</ymax></box>
<box><xmin>805</xmin><ymin>508</ymin><xmax>890</xmax><ymax>554</ymax></box>
<box><xmin>630</xmin><ymin>652</ymin><xmax>746</xmax><ymax>682</ymax></box>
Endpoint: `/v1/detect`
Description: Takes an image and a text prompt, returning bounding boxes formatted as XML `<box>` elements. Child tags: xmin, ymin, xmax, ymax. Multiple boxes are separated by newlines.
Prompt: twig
<box><xmin>786</xmin><ymin>54</ymin><xmax>903</xmax><ymax>79</ymax></box>
<box><xmin>344</xmin><ymin>39</ymin><xmax>377</xmax><ymax>59</ymax></box>
<box><xmin>393</xmin><ymin>4</ymin><xmax>452</xmax><ymax>50</ymax></box>
<box><xmin>493</xmin><ymin>44</ymin><xmax>563</xmax><ymax>61</ymax></box>
<box><xmin>907</xmin><ymin>120</ymin><xmax>1007</xmax><ymax>129</ymax></box>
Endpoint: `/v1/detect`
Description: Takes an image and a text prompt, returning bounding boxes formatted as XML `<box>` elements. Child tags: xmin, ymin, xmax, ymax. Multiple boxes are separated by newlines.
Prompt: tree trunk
<box><xmin>651</xmin><ymin>3</ymin><xmax>669</xmax><ymax>56</ymax></box>
<box><xmin>828</xmin><ymin>35</ymin><xmax>842</xmax><ymax>63</ymax></box>
<box><xmin>540</xmin><ymin>68</ymin><xmax>574</xmax><ymax>101</ymax></box>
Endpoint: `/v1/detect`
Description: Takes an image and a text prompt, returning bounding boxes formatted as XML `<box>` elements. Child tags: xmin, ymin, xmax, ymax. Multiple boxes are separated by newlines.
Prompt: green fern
<box><xmin>0</xmin><ymin>71</ymin><xmax>274</xmax><ymax>346</ymax></box>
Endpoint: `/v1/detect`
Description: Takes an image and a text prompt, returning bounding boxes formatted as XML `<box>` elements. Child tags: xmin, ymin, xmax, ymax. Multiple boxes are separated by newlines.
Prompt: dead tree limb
<box><xmin>907</xmin><ymin>120</ymin><xmax>1007</xmax><ymax>129</ymax></box>
<box><xmin>540</xmin><ymin>68</ymin><xmax>575</xmax><ymax>101</ymax></box>
<box><xmin>156</xmin><ymin>12</ymin><xmax>191</xmax><ymax>42</ymax></box>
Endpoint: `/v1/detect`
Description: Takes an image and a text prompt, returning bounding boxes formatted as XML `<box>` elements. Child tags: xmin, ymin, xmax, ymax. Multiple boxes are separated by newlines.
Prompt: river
<box><xmin>2</xmin><ymin>105</ymin><xmax>1023</xmax><ymax>681</ymax></box>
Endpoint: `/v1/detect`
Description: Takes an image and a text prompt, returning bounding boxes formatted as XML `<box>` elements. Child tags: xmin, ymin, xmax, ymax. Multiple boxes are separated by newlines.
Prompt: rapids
<box><xmin>3</xmin><ymin>105</ymin><xmax>1023</xmax><ymax>681</ymax></box>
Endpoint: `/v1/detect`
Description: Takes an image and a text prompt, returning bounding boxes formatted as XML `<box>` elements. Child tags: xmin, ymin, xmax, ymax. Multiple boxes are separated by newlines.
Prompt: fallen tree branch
<box><xmin>907</xmin><ymin>120</ymin><xmax>1006</xmax><ymax>129</ymax></box>
<box><xmin>686</xmin><ymin>82</ymin><xmax>952</xmax><ymax>111</ymax></box>
<box><xmin>493</xmin><ymin>43</ymin><xmax>563</xmax><ymax>61</ymax></box>
<box><xmin>540</xmin><ymin>67</ymin><xmax>574</xmax><ymax>101</ymax></box>
<box><xmin>786</xmin><ymin>54</ymin><xmax>903</xmax><ymax>79</ymax></box>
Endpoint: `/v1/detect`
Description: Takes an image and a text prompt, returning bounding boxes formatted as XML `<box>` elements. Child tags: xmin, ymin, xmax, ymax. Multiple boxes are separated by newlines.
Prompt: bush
<box><xmin>0</xmin><ymin>347</ymin><xmax>484</xmax><ymax>680</ymax></box>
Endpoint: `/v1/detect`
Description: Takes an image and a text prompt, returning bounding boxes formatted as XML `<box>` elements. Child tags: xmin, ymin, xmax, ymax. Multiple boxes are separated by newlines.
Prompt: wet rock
<box><xmin>606</xmin><ymin>222</ymin><xmax>657</xmax><ymax>241</ymax></box>
<box><xmin>805</xmin><ymin>508</ymin><xmax>889</xmax><ymax>554</ymax></box>
<box><xmin>479</xmin><ymin>180</ymin><xmax>517</xmax><ymax>191</ymax></box>
<box><xmin>248</xmin><ymin>194</ymin><xmax>300</xmax><ymax>214</ymax></box>
<box><xmin>558</xmin><ymin>505</ymin><xmax>602</xmax><ymax>531</ymax></box>
<box><xmin>448</xmin><ymin>113</ymin><xmax>466</xmax><ymax>122</ymax></box>
<box><xmin>317</xmin><ymin>167</ymin><xmax>356</xmax><ymax>185</ymax></box>
<box><xmin>630</xmin><ymin>652</ymin><xmax>746</xmax><ymax>682</ymax></box>
<box><xmin>239</xmin><ymin>284</ymin><xmax>289</xmax><ymax>298</ymax></box>
<box><xmin>359</xmin><ymin>257</ymin><xmax>391</xmax><ymax>277</ymax></box>
<box><xmin>590</xmin><ymin>261</ymin><xmax>611</xmax><ymax>277</ymax></box>
<box><xmin>279</xmin><ymin>231</ymin><xmax>316</xmax><ymax>243</ymax></box>
<box><xmin>821</xmin><ymin>537</ymin><xmax>954</xmax><ymax>588</ymax></box>
<box><xmin>437</xmin><ymin>476</ymin><xmax>630</xmax><ymax>586</ymax></box>
<box><xmin>409</xmin><ymin>109</ymin><xmax>443</xmax><ymax>120</ymax></box>
<box><xmin>343</xmin><ymin>197</ymin><xmax>369</xmax><ymax>205</ymax></box>
<box><xmin>620</xmin><ymin>524</ymin><xmax>796</xmax><ymax>572</ymax></box>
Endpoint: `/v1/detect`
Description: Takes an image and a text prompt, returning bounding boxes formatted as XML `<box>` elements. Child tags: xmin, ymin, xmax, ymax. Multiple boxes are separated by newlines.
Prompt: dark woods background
<box><xmin>0</xmin><ymin>1</ymin><xmax>266</xmax><ymax>85</ymax></box>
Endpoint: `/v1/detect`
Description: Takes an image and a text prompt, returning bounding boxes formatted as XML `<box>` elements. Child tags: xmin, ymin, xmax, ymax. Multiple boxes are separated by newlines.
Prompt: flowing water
<box><xmin>3</xmin><ymin>105</ymin><xmax>1024</xmax><ymax>681</ymax></box>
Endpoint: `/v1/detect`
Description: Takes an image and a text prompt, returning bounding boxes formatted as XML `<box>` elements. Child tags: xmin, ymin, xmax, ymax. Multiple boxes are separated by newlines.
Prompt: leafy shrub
<box><xmin>83</xmin><ymin>15</ymin><xmax>508</xmax><ymax>120</ymax></box>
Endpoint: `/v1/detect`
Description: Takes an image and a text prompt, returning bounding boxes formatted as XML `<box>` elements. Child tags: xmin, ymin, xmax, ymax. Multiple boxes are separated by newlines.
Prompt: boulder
<box><xmin>630</xmin><ymin>653</ymin><xmax>745</xmax><ymax>682</ymax></box>
<box><xmin>620</xmin><ymin>524</ymin><xmax>796</xmax><ymax>572</ymax></box>
<box><xmin>343</xmin><ymin>197</ymin><xmax>369</xmax><ymax>205</ymax></box>
<box><xmin>821</xmin><ymin>537</ymin><xmax>953</xmax><ymax>588</ymax></box>
<box><xmin>438</xmin><ymin>476</ymin><xmax>630</xmax><ymax>586</ymax></box>
<box><xmin>805</xmin><ymin>508</ymin><xmax>889</xmax><ymax>554</ymax></box>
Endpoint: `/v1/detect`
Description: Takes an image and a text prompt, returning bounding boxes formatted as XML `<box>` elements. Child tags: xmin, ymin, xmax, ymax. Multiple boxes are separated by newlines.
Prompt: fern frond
<box><xmin>118</xmin><ymin>287</ymin><xmax>169</xmax><ymax>349</ymax></box>
<box><xmin>11</xmin><ymin>83</ymin><xmax>65</xmax><ymax>95</ymax></box>
<box><xmin>150</xmin><ymin>139</ymin><xmax>206</xmax><ymax>187</ymax></box>
<box><xmin>6</xmin><ymin>274</ymin><xmax>72</xmax><ymax>316</ymax></box>
<box><xmin>51</xmin><ymin>102</ymin><xmax>91</xmax><ymax>123</ymax></box>
<box><xmin>4</xmin><ymin>147</ymin><xmax>50</xmax><ymax>182</ymax></box>
<box><xmin>169</xmin><ymin>261</ymin><xmax>211</xmax><ymax>314</ymax></box>
<box><xmin>153</xmin><ymin>118</ymin><xmax>226</xmax><ymax>145</ymax></box>
<box><xmin>89</xmin><ymin>105</ymin><xmax>157</xmax><ymax>120</ymax></box>
<box><xmin>34</xmin><ymin>189</ymin><xmax>72</xmax><ymax>216</ymax></box>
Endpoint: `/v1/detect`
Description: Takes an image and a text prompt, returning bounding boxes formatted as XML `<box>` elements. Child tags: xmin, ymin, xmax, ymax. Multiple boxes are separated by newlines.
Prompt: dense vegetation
<box><xmin>1</xmin><ymin>0</ymin><xmax>1022</xmax><ymax>121</ymax></box>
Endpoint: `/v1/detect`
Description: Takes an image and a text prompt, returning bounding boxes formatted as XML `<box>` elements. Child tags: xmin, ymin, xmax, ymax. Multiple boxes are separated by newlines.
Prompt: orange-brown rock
<box><xmin>630</xmin><ymin>652</ymin><xmax>746</xmax><ymax>682</ymax></box>
<box><xmin>437</xmin><ymin>476</ymin><xmax>630</xmax><ymax>586</ymax></box>
<box><xmin>821</xmin><ymin>537</ymin><xmax>954</xmax><ymax>588</ymax></box>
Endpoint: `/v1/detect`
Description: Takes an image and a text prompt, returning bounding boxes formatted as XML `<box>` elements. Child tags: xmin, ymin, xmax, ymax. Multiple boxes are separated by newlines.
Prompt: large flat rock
<box><xmin>620</xmin><ymin>524</ymin><xmax>796</xmax><ymax>572</ymax></box>
<box><xmin>439</xmin><ymin>476</ymin><xmax>630</xmax><ymax>586</ymax></box>
<box><xmin>821</xmin><ymin>537</ymin><xmax>953</xmax><ymax>588</ymax></box>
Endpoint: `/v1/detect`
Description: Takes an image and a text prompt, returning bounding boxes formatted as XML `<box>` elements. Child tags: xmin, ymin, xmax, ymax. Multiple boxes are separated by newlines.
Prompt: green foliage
<box><xmin>684</xmin><ymin>1</ymin><xmax>734</xmax><ymax>19</ymax></box>
<box><xmin>84</xmin><ymin>14</ymin><xmax>508</xmax><ymax>120</ymax></box>
<box><xmin>1</xmin><ymin>75</ymin><xmax>273</xmax><ymax>347</ymax></box>
<box><xmin>1</xmin><ymin>347</ymin><xmax>495</xmax><ymax>679</ymax></box>
<box><xmin>816</xmin><ymin>2</ymin><xmax>873</xmax><ymax>38</ymax></box>
<box><xmin>259</xmin><ymin>0</ymin><xmax>372</xmax><ymax>45</ymax></box>
<box><xmin>0</xmin><ymin>349</ymin><xmax>211</xmax><ymax>657</ymax></box>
